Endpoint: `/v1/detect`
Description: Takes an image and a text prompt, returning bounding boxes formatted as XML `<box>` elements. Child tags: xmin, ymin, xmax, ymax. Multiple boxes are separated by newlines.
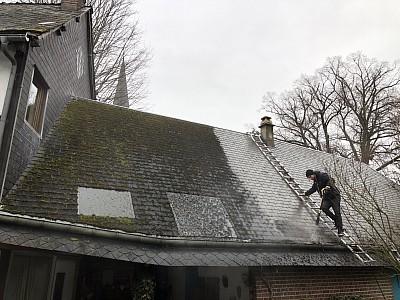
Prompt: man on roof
<box><xmin>304</xmin><ymin>169</ymin><xmax>344</xmax><ymax>236</ymax></box>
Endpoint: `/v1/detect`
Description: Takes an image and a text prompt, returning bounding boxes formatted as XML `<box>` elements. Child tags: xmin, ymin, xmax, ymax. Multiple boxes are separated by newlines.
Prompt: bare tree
<box><xmin>262</xmin><ymin>52</ymin><xmax>400</xmax><ymax>180</ymax></box>
<box><xmin>263</xmin><ymin>72</ymin><xmax>341</xmax><ymax>153</ymax></box>
<box><xmin>328</xmin><ymin>158</ymin><xmax>400</xmax><ymax>271</ymax></box>
<box><xmin>375</xmin><ymin>109</ymin><xmax>400</xmax><ymax>184</ymax></box>
<box><xmin>326</xmin><ymin>53</ymin><xmax>400</xmax><ymax>164</ymax></box>
<box><xmin>89</xmin><ymin>0</ymin><xmax>151</xmax><ymax>108</ymax></box>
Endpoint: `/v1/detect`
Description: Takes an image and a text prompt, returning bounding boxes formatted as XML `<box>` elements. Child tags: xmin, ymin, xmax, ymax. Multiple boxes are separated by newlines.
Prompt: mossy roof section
<box><xmin>0</xmin><ymin>3</ymin><xmax>87</xmax><ymax>34</ymax></box>
<box><xmin>3</xmin><ymin>99</ymin><xmax>261</xmax><ymax>237</ymax></box>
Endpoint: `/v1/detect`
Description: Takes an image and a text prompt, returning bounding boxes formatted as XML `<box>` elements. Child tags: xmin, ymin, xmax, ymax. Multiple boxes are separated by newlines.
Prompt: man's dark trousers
<box><xmin>321</xmin><ymin>194</ymin><xmax>342</xmax><ymax>229</ymax></box>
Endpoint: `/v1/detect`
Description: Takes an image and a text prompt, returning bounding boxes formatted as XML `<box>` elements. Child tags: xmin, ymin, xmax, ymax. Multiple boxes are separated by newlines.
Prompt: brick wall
<box><xmin>3</xmin><ymin>11</ymin><xmax>93</xmax><ymax>196</ymax></box>
<box><xmin>250</xmin><ymin>266</ymin><xmax>393</xmax><ymax>300</ymax></box>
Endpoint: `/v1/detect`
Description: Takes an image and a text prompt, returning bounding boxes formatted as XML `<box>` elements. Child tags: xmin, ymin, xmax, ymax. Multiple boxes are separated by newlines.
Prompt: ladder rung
<box><xmin>348</xmin><ymin>244</ymin><xmax>363</xmax><ymax>252</ymax></box>
<box><xmin>355</xmin><ymin>252</ymin><xmax>375</xmax><ymax>262</ymax></box>
<box><xmin>391</xmin><ymin>251</ymin><xmax>400</xmax><ymax>259</ymax></box>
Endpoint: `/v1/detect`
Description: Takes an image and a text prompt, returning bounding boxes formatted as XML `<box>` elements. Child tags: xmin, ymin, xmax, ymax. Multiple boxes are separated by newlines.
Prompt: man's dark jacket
<box><xmin>305</xmin><ymin>171</ymin><xmax>340</xmax><ymax>199</ymax></box>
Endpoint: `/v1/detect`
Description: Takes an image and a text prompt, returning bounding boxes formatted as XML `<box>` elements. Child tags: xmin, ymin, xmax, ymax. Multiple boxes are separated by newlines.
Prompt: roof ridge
<box><xmin>72</xmin><ymin>97</ymin><xmax>247</xmax><ymax>134</ymax></box>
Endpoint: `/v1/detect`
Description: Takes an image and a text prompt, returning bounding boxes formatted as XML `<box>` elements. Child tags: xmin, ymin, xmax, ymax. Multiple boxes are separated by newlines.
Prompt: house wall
<box><xmin>168</xmin><ymin>267</ymin><xmax>186</xmax><ymax>300</ymax></box>
<box><xmin>250</xmin><ymin>266</ymin><xmax>394</xmax><ymax>300</ymax></box>
<box><xmin>167</xmin><ymin>266</ymin><xmax>250</xmax><ymax>300</ymax></box>
<box><xmin>74</xmin><ymin>256</ymin><xmax>134</xmax><ymax>300</ymax></box>
<box><xmin>0</xmin><ymin>53</ymin><xmax>12</xmax><ymax>117</ymax></box>
<box><xmin>198</xmin><ymin>266</ymin><xmax>250</xmax><ymax>300</ymax></box>
<box><xmin>50</xmin><ymin>257</ymin><xmax>78</xmax><ymax>300</ymax></box>
<box><xmin>3</xmin><ymin>12</ymin><xmax>93</xmax><ymax>196</ymax></box>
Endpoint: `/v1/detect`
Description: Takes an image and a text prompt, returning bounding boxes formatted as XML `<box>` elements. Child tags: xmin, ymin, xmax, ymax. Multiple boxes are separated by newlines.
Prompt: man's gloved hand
<box><xmin>321</xmin><ymin>186</ymin><xmax>330</xmax><ymax>195</ymax></box>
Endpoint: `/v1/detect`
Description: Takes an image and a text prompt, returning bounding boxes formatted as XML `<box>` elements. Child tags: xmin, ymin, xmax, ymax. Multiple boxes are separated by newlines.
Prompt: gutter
<box><xmin>0</xmin><ymin>210</ymin><xmax>347</xmax><ymax>251</ymax></box>
<box><xmin>0</xmin><ymin>34</ymin><xmax>28</xmax><ymax>200</ymax></box>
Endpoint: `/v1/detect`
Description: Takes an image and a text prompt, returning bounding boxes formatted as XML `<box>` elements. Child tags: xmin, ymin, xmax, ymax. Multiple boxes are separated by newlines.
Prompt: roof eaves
<box><xmin>0</xmin><ymin>6</ymin><xmax>90</xmax><ymax>37</ymax></box>
<box><xmin>0</xmin><ymin>223</ymin><xmax>374</xmax><ymax>267</ymax></box>
<box><xmin>0</xmin><ymin>210</ymin><xmax>346</xmax><ymax>252</ymax></box>
<box><xmin>36</xmin><ymin>8</ymin><xmax>90</xmax><ymax>39</ymax></box>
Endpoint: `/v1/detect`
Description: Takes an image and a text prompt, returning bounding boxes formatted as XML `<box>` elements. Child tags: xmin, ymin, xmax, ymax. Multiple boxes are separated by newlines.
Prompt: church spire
<box><xmin>113</xmin><ymin>57</ymin><xmax>129</xmax><ymax>108</ymax></box>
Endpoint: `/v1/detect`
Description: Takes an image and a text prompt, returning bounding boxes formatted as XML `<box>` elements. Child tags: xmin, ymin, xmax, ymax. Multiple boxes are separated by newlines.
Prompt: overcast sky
<box><xmin>135</xmin><ymin>0</ymin><xmax>400</xmax><ymax>132</ymax></box>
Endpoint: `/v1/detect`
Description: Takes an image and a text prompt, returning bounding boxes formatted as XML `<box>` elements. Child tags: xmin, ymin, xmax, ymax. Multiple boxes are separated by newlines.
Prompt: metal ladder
<box><xmin>389</xmin><ymin>242</ymin><xmax>400</xmax><ymax>262</ymax></box>
<box><xmin>249</xmin><ymin>132</ymin><xmax>375</xmax><ymax>263</ymax></box>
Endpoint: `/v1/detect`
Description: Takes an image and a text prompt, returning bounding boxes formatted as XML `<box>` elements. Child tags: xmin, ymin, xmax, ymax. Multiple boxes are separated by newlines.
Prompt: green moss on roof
<box><xmin>4</xmin><ymin>99</ymin><xmax>248</xmax><ymax>236</ymax></box>
<box><xmin>79</xmin><ymin>215</ymin><xmax>134</xmax><ymax>231</ymax></box>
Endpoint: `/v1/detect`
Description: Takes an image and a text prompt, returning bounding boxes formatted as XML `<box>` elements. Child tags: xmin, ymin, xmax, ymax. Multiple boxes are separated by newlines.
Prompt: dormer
<box><xmin>0</xmin><ymin>1</ymin><xmax>95</xmax><ymax>199</ymax></box>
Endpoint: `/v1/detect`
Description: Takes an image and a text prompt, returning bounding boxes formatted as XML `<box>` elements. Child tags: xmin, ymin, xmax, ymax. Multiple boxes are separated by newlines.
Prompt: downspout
<box><xmin>0</xmin><ymin>34</ymin><xmax>28</xmax><ymax>200</ymax></box>
<box><xmin>86</xmin><ymin>7</ymin><xmax>96</xmax><ymax>99</ymax></box>
<box><xmin>0</xmin><ymin>36</ymin><xmax>20</xmax><ymax>158</ymax></box>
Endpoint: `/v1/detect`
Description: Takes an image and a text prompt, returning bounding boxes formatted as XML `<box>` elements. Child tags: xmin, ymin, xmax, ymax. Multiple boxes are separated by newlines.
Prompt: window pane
<box><xmin>25</xmin><ymin>69</ymin><xmax>48</xmax><ymax>134</ymax></box>
<box><xmin>26</xmin><ymin>83</ymin><xmax>38</xmax><ymax>126</ymax></box>
<box><xmin>52</xmin><ymin>272</ymin><xmax>66</xmax><ymax>300</ymax></box>
<box><xmin>4</xmin><ymin>254</ymin><xmax>52</xmax><ymax>300</ymax></box>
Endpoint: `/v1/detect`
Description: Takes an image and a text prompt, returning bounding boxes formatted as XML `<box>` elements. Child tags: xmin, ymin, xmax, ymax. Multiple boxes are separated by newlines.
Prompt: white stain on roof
<box><xmin>168</xmin><ymin>192</ymin><xmax>237</xmax><ymax>238</ymax></box>
<box><xmin>77</xmin><ymin>187</ymin><xmax>135</xmax><ymax>218</ymax></box>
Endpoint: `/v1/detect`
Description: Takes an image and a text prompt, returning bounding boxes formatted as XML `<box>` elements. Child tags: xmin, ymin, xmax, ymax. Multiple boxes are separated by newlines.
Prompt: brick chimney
<box><xmin>61</xmin><ymin>0</ymin><xmax>85</xmax><ymax>10</ymax></box>
<box><xmin>259</xmin><ymin>116</ymin><xmax>275</xmax><ymax>147</ymax></box>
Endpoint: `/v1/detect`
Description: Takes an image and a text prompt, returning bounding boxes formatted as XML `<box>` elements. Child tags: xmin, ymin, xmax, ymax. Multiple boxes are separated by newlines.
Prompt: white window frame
<box><xmin>24</xmin><ymin>66</ymin><xmax>49</xmax><ymax>137</ymax></box>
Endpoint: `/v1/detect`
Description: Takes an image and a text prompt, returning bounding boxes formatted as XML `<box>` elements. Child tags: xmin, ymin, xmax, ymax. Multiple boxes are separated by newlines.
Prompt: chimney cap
<box><xmin>259</xmin><ymin>116</ymin><xmax>274</xmax><ymax>128</ymax></box>
<box><xmin>61</xmin><ymin>0</ymin><xmax>86</xmax><ymax>10</ymax></box>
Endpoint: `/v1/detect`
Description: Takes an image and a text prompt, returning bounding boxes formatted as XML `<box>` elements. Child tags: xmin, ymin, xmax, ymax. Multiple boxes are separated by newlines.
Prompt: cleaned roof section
<box><xmin>0</xmin><ymin>3</ymin><xmax>88</xmax><ymax>34</ymax></box>
<box><xmin>2</xmin><ymin>99</ymin><xmax>338</xmax><ymax>247</ymax></box>
<box><xmin>271</xmin><ymin>140</ymin><xmax>400</xmax><ymax>243</ymax></box>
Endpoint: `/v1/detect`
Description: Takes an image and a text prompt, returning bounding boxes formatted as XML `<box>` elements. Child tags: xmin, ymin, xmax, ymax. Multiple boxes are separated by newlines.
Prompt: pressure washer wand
<box><xmin>315</xmin><ymin>187</ymin><xmax>327</xmax><ymax>225</ymax></box>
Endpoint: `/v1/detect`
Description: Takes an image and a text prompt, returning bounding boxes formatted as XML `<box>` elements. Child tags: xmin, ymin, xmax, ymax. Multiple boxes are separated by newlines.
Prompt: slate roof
<box><xmin>0</xmin><ymin>223</ymin><xmax>366</xmax><ymax>267</ymax></box>
<box><xmin>1</xmin><ymin>98</ymin><xmax>398</xmax><ymax>267</ymax></box>
<box><xmin>0</xmin><ymin>3</ymin><xmax>89</xmax><ymax>35</ymax></box>
<box><xmin>272</xmin><ymin>139</ymin><xmax>400</xmax><ymax>243</ymax></box>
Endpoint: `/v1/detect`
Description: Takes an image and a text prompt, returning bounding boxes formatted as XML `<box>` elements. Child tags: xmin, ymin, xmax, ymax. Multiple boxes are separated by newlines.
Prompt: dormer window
<box><xmin>25</xmin><ymin>67</ymin><xmax>48</xmax><ymax>135</ymax></box>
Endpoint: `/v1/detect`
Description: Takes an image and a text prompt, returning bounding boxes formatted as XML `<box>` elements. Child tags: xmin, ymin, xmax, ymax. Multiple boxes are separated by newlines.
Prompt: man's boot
<box><xmin>338</xmin><ymin>227</ymin><xmax>344</xmax><ymax>237</ymax></box>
